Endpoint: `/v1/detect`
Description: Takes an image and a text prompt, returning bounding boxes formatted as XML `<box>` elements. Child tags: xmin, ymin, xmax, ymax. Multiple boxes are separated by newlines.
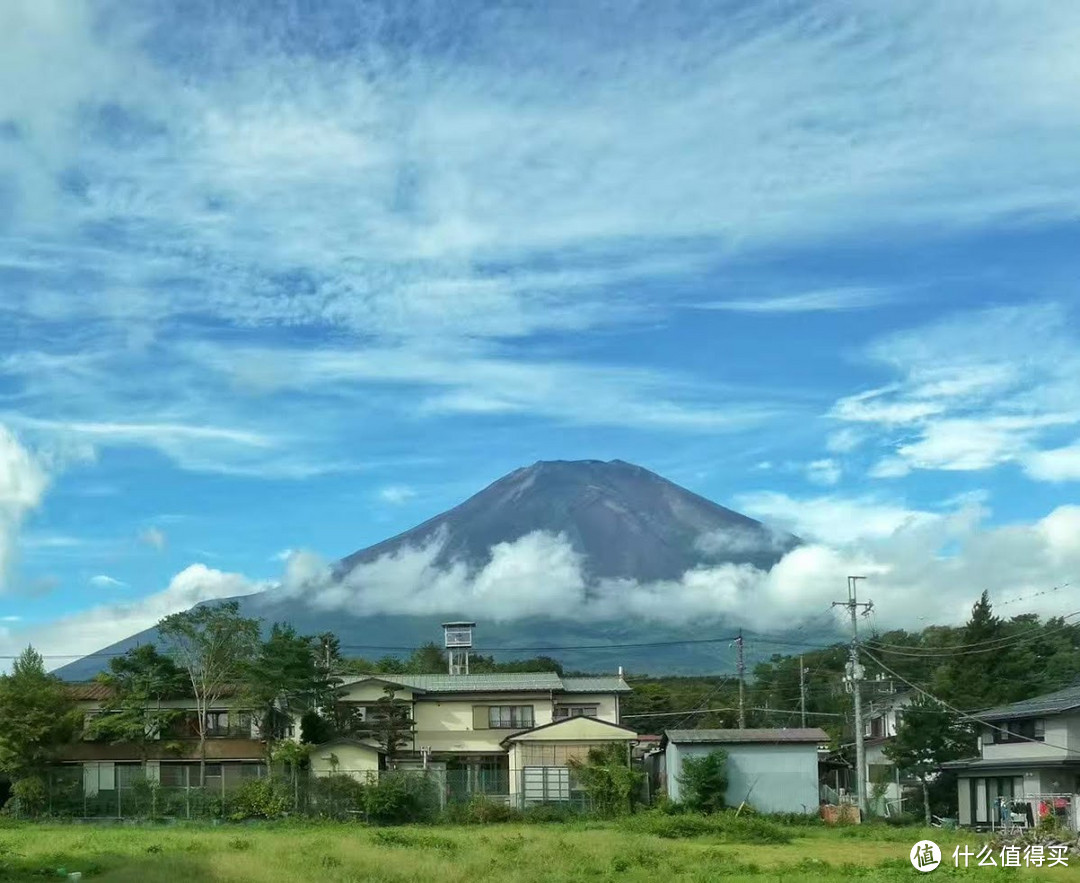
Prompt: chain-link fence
<box><xmin>15</xmin><ymin>765</ymin><xmax>593</xmax><ymax>821</ymax></box>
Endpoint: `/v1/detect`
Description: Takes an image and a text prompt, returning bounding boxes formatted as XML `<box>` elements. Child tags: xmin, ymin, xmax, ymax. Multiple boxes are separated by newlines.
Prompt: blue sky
<box><xmin>3</xmin><ymin>0</ymin><xmax>1080</xmax><ymax>662</ymax></box>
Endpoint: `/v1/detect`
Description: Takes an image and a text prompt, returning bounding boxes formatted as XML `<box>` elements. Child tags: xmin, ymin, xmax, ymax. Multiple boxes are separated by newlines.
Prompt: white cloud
<box><xmin>1024</xmin><ymin>441</ymin><xmax>1080</xmax><ymax>482</ymax></box>
<box><xmin>378</xmin><ymin>485</ymin><xmax>417</xmax><ymax>505</ymax></box>
<box><xmin>696</xmin><ymin>287</ymin><xmax>890</xmax><ymax>313</ymax></box>
<box><xmin>138</xmin><ymin>527</ymin><xmax>167</xmax><ymax>551</ymax></box>
<box><xmin>2</xmin><ymin>3</ymin><xmax>1080</xmax><ymax>477</ymax></box>
<box><xmin>735</xmin><ymin>491</ymin><xmax>939</xmax><ymax>546</ymax></box>
<box><xmin>832</xmin><ymin>305</ymin><xmax>1080</xmax><ymax>479</ymax></box>
<box><xmin>0</xmin><ymin>425</ymin><xmax>49</xmax><ymax>592</ymax></box>
<box><xmin>806</xmin><ymin>459</ymin><xmax>842</xmax><ymax>486</ymax></box>
<box><xmin>1</xmin><ymin>564</ymin><xmax>265</xmax><ymax>671</ymax></box>
<box><xmin>826</xmin><ymin>428</ymin><xmax>864</xmax><ymax>454</ymax></box>
<box><xmin>88</xmin><ymin>574</ymin><xmax>126</xmax><ymax>589</ymax></box>
<box><xmin>261</xmin><ymin>494</ymin><xmax>1080</xmax><ymax>635</ymax></box>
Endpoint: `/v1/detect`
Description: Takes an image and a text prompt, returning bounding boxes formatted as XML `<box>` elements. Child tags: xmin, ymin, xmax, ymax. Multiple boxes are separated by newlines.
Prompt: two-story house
<box><xmin>309</xmin><ymin>670</ymin><xmax>637</xmax><ymax>806</ymax></box>
<box><xmin>943</xmin><ymin>681</ymin><xmax>1080</xmax><ymax>830</ymax></box>
<box><xmin>862</xmin><ymin>687</ymin><xmax>914</xmax><ymax>816</ymax></box>
<box><xmin>61</xmin><ymin>682</ymin><xmax>268</xmax><ymax>803</ymax></box>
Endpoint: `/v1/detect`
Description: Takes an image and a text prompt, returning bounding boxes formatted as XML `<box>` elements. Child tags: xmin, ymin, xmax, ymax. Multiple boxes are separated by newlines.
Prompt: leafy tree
<box><xmin>406</xmin><ymin>642</ymin><xmax>447</xmax><ymax>674</ymax></box>
<box><xmin>567</xmin><ymin>742</ymin><xmax>641</xmax><ymax>817</ymax></box>
<box><xmin>347</xmin><ymin>685</ymin><xmax>415</xmax><ymax>761</ymax></box>
<box><xmin>243</xmin><ymin>624</ymin><xmax>339</xmax><ymax>766</ymax></box>
<box><xmin>158</xmin><ymin>601</ymin><xmax>261</xmax><ymax>786</ymax></box>
<box><xmin>85</xmin><ymin>644</ymin><xmax>187</xmax><ymax>761</ymax></box>
<box><xmin>0</xmin><ymin>647</ymin><xmax>82</xmax><ymax>781</ymax></box>
<box><xmin>883</xmin><ymin>695</ymin><xmax>973</xmax><ymax>825</ymax></box>
<box><xmin>677</xmin><ymin>749</ymin><xmax>729</xmax><ymax>812</ymax></box>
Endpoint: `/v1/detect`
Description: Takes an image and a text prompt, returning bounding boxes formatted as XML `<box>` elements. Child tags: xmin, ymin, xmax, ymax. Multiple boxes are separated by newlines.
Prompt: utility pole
<box><xmin>734</xmin><ymin>631</ymin><xmax>746</xmax><ymax>729</ymax></box>
<box><xmin>833</xmin><ymin>576</ymin><xmax>872</xmax><ymax>817</ymax></box>
<box><xmin>799</xmin><ymin>656</ymin><xmax>808</xmax><ymax>728</ymax></box>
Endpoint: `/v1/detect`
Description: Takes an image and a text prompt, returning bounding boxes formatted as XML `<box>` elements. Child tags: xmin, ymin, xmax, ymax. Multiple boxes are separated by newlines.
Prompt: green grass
<box><xmin>0</xmin><ymin>819</ymin><xmax>1076</xmax><ymax>882</ymax></box>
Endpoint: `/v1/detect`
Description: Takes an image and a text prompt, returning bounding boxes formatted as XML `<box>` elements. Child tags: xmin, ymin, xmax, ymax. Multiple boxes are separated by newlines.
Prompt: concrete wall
<box><xmin>665</xmin><ymin>742</ymin><xmax>819</xmax><ymax>814</ymax></box>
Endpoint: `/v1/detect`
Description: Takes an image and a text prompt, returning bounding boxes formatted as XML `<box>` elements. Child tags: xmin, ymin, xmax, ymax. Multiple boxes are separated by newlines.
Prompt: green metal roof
<box><xmin>560</xmin><ymin>676</ymin><xmax>632</xmax><ymax>694</ymax></box>
<box><xmin>976</xmin><ymin>683</ymin><xmax>1080</xmax><ymax>722</ymax></box>
<box><xmin>341</xmin><ymin>672</ymin><xmax>630</xmax><ymax>694</ymax></box>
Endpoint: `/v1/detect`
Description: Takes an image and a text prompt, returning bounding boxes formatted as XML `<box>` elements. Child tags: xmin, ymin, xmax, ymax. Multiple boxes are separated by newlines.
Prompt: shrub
<box><xmin>228</xmin><ymin>779</ymin><xmax>290</xmax><ymax>821</ymax></box>
<box><xmin>677</xmin><ymin>750</ymin><xmax>728</xmax><ymax>813</ymax></box>
<box><xmin>363</xmin><ymin>772</ymin><xmax>438</xmax><ymax>825</ymax></box>
<box><xmin>566</xmin><ymin>742</ymin><xmax>642</xmax><ymax>818</ymax></box>
<box><xmin>8</xmin><ymin>777</ymin><xmax>45</xmax><ymax>818</ymax></box>
<box><xmin>442</xmin><ymin>796</ymin><xmax>523</xmax><ymax>824</ymax></box>
<box><xmin>309</xmin><ymin>774</ymin><xmax>367</xmax><ymax>819</ymax></box>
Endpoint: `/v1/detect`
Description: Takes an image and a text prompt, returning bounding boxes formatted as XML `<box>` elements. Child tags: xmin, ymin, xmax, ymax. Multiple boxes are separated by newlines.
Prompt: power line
<box><xmin>621</xmin><ymin>706</ymin><xmax>846</xmax><ymax>720</ymax></box>
<box><xmin>861</xmin><ymin>648</ymin><xmax>1079</xmax><ymax>757</ymax></box>
<box><xmin>866</xmin><ymin>610</ymin><xmax>1080</xmax><ymax>657</ymax></box>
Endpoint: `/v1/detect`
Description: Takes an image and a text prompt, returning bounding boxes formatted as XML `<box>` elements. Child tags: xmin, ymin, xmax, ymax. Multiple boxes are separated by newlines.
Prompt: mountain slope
<box><xmin>56</xmin><ymin>459</ymin><xmax>807</xmax><ymax>679</ymax></box>
<box><xmin>339</xmin><ymin>459</ymin><xmax>792</xmax><ymax>580</ymax></box>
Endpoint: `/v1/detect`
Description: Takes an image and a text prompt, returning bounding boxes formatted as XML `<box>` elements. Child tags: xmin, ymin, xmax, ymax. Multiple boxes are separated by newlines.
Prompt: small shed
<box><xmin>661</xmin><ymin>728</ymin><xmax>828</xmax><ymax>814</ymax></box>
<box><xmin>307</xmin><ymin>738</ymin><xmax>384</xmax><ymax>782</ymax></box>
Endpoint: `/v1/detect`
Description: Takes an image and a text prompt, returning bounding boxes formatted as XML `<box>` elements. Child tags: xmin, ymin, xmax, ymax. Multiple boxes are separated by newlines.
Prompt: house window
<box><xmin>488</xmin><ymin>706</ymin><xmax>534</xmax><ymax>729</ymax></box>
<box><xmin>993</xmin><ymin>719</ymin><xmax>1044</xmax><ymax>744</ymax></box>
<box><xmin>555</xmin><ymin>705</ymin><xmax>599</xmax><ymax>720</ymax></box>
<box><xmin>205</xmin><ymin>711</ymin><xmax>229</xmax><ymax>736</ymax></box>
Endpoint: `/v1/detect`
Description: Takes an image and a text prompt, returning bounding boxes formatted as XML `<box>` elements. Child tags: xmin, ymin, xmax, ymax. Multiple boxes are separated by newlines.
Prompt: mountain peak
<box><xmin>340</xmin><ymin>459</ymin><xmax>792</xmax><ymax>582</ymax></box>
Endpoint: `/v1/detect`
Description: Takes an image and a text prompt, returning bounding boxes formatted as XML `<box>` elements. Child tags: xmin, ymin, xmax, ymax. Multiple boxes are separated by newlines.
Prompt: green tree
<box><xmin>0</xmin><ymin>647</ymin><xmax>82</xmax><ymax>781</ymax></box>
<box><xmin>883</xmin><ymin>695</ymin><xmax>973</xmax><ymax>825</ymax></box>
<box><xmin>348</xmin><ymin>685</ymin><xmax>415</xmax><ymax>761</ymax></box>
<box><xmin>85</xmin><ymin>644</ymin><xmax>187</xmax><ymax>762</ymax></box>
<box><xmin>158</xmin><ymin>601</ymin><xmax>261</xmax><ymax>786</ymax></box>
<box><xmin>243</xmin><ymin>624</ymin><xmax>338</xmax><ymax>767</ymax></box>
<box><xmin>677</xmin><ymin>749</ymin><xmax>729</xmax><ymax>813</ymax></box>
<box><xmin>567</xmin><ymin>742</ymin><xmax>641</xmax><ymax>817</ymax></box>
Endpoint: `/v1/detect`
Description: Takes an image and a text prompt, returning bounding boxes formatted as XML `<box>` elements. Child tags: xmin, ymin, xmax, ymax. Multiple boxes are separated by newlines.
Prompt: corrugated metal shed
<box><xmin>975</xmin><ymin>683</ymin><xmax>1080</xmax><ymax>721</ymax></box>
<box><xmin>664</xmin><ymin>727</ymin><xmax>828</xmax><ymax>745</ymax></box>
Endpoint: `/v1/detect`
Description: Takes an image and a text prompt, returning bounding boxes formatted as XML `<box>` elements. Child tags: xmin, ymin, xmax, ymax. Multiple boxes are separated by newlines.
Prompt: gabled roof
<box><xmin>501</xmin><ymin>716</ymin><xmax>639</xmax><ymax>745</ymax></box>
<box><xmin>662</xmin><ymin>727</ymin><xmax>828</xmax><ymax>746</ymax></box>
<box><xmin>975</xmin><ymin>683</ymin><xmax>1080</xmax><ymax>722</ymax></box>
<box><xmin>339</xmin><ymin>672</ymin><xmax>631</xmax><ymax>694</ymax></box>
<box><xmin>309</xmin><ymin>737</ymin><xmax>385</xmax><ymax>755</ymax></box>
<box><xmin>67</xmin><ymin>682</ymin><xmax>113</xmax><ymax>701</ymax></box>
<box><xmin>339</xmin><ymin>675</ymin><xmax>428</xmax><ymax>694</ymax></box>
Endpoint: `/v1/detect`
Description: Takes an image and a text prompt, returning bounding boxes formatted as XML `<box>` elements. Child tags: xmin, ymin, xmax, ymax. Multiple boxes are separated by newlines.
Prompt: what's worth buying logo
<box><xmin>910</xmin><ymin>840</ymin><xmax>942</xmax><ymax>872</ymax></box>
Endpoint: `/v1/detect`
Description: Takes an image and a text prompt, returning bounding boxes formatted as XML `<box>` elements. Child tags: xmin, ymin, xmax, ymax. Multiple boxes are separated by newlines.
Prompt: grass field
<box><xmin>0</xmin><ymin>818</ymin><xmax>1078</xmax><ymax>882</ymax></box>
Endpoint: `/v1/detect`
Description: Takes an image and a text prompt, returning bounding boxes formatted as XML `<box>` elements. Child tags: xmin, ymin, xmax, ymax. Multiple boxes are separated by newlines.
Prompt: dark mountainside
<box><xmin>57</xmin><ymin>459</ymin><xmax>820</xmax><ymax>679</ymax></box>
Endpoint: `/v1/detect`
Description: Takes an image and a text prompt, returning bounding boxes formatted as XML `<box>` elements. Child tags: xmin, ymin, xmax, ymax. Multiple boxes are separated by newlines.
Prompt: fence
<box><xmin>16</xmin><ymin>766</ymin><xmax>594</xmax><ymax>821</ymax></box>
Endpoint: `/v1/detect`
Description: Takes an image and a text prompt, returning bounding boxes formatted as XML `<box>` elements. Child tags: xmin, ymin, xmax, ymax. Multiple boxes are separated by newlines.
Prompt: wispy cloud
<box><xmin>137</xmin><ymin>527</ymin><xmax>167</xmax><ymax>551</ymax></box>
<box><xmin>1</xmin><ymin>564</ymin><xmax>266</xmax><ymax>671</ymax></box>
<box><xmin>830</xmin><ymin>304</ymin><xmax>1080</xmax><ymax>479</ymax></box>
<box><xmin>2</xmin><ymin>1</ymin><xmax>1080</xmax><ymax>480</ymax></box>
<box><xmin>696</xmin><ymin>288</ymin><xmax>891</xmax><ymax>314</ymax></box>
<box><xmin>0</xmin><ymin>425</ymin><xmax>49</xmax><ymax>592</ymax></box>
<box><xmin>378</xmin><ymin>485</ymin><xmax>417</xmax><ymax>506</ymax></box>
<box><xmin>89</xmin><ymin>574</ymin><xmax>126</xmax><ymax>589</ymax></box>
